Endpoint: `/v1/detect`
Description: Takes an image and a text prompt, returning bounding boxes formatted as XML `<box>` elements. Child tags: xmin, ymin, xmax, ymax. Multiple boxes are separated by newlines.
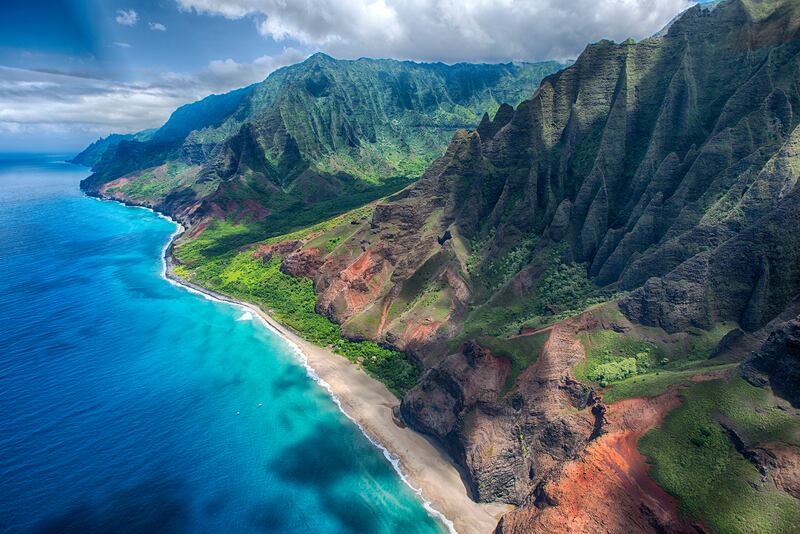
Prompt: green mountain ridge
<box><xmin>71</xmin><ymin>129</ymin><xmax>156</xmax><ymax>168</ymax></box>
<box><xmin>79</xmin><ymin>55</ymin><xmax>565</xmax><ymax>235</ymax></box>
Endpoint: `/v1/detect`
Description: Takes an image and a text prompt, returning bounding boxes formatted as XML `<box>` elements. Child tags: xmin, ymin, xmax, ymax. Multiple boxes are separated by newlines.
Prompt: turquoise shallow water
<box><xmin>0</xmin><ymin>154</ymin><xmax>444</xmax><ymax>534</ymax></box>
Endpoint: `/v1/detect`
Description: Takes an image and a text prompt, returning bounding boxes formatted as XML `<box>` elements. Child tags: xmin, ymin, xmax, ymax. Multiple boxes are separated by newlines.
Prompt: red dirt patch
<box><xmin>252</xmin><ymin>240</ymin><xmax>302</xmax><ymax>261</ymax></box>
<box><xmin>316</xmin><ymin>249</ymin><xmax>392</xmax><ymax>321</ymax></box>
<box><xmin>760</xmin><ymin>442</ymin><xmax>800</xmax><ymax>499</ymax></box>
<box><xmin>377</xmin><ymin>296</ymin><xmax>393</xmax><ymax>336</ymax></box>
<box><xmin>497</xmin><ymin>391</ymin><xmax>708</xmax><ymax>534</ymax></box>
<box><xmin>99</xmin><ymin>177</ymin><xmax>131</xmax><ymax>195</ymax></box>
<box><xmin>403</xmin><ymin>319</ymin><xmax>442</xmax><ymax>346</ymax></box>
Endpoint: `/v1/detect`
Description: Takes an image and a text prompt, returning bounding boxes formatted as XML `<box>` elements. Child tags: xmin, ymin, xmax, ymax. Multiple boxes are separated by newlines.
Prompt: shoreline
<box><xmin>90</xmin><ymin>193</ymin><xmax>509</xmax><ymax>534</ymax></box>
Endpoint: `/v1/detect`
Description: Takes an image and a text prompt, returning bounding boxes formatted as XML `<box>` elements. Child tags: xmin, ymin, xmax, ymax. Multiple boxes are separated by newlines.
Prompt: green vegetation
<box><xmin>173</xmin><ymin>250</ymin><xmax>419</xmax><ymax>396</ymax></box>
<box><xmin>578</xmin><ymin>319</ymin><xmax>739</xmax><ymax>399</ymax></box>
<box><xmin>463</xmin><ymin>246</ymin><xmax>617</xmax><ymax>337</ymax></box>
<box><xmin>532</xmin><ymin>260</ymin><xmax>602</xmax><ymax>317</ymax></box>
<box><xmin>476</xmin><ymin>332</ymin><xmax>550</xmax><ymax>395</ymax></box>
<box><xmin>576</xmin><ymin>329</ymin><xmax>662</xmax><ymax>386</ymax></box>
<box><xmin>463</xmin><ymin>247</ymin><xmax>614</xmax><ymax>338</ymax></box>
<box><xmin>470</xmin><ymin>235</ymin><xmax>537</xmax><ymax>293</ymax></box>
<box><xmin>639</xmin><ymin>376</ymin><xmax>800</xmax><ymax>533</ymax></box>
<box><xmin>680</xmin><ymin>323</ymin><xmax>733</xmax><ymax>361</ymax></box>
<box><xmin>603</xmin><ymin>363</ymin><xmax>736</xmax><ymax>403</ymax></box>
<box><xmin>174</xmin><ymin>180</ymin><xmax>403</xmax><ymax>261</ymax></box>
<box><xmin>263</xmin><ymin>205</ymin><xmax>374</xmax><ymax>246</ymax></box>
<box><xmin>111</xmin><ymin>162</ymin><xmax>195</xmax><ymax>200</ymax></box>
<box><xmin>171</xmin><ymin>264</ymin><xmax>190</xmax><ymax>278</ymax></box>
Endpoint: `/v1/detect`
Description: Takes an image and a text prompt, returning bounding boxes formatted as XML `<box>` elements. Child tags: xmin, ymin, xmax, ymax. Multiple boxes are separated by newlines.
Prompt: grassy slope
<box><xmin>639</xmin><ymin>376</ymin><xmax>800</xmax><ymax>533</ymax></box>
<box><xmin>173</xmin><ymin>208</ymin><xmax>419</xmax><ymax>397</ymax></box>
<box><xmin>181</xmin><ymin>179</ymin><xmax>410</xmax><ymax>259</ymax></box>
<box><xmin>574</xmin><ymin>308</ymin><xmax>738</xmax><ymax>402</ymax></box>
<box><xmin>603</xmin><ymin>363</ymin><xmax>737</xmax><ymax>404</ymax></box>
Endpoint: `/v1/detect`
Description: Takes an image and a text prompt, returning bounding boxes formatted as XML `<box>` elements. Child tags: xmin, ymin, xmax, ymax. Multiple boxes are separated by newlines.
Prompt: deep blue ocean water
<box><xmin>0</xmin><ymin>155</ymin><xmax>444</xmax><ymax>534</ymax></box>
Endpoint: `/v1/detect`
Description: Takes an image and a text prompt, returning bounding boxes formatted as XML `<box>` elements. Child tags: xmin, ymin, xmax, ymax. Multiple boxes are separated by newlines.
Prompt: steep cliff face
<box><xmin>288</xmin><ymin>0</ymin><xmax>800</xmax><ymax>519</ymax></box>
<box><xmin>78</xmin><ymin>56</ymin><xmax>563</xmax><ymax>237</ymax></box>
<box><xmin>400</xmin><ymin>321</ymin><xmax>598</xmax><ymax>505</ymax></box>
<box><xmin>499</xmin><ymin>0</ymin><xmax>800</xmax><ymax>335</ymax></box>
<box><xmin>492</xmin><ymin>391</ymin><xmax>701</xmax><ymax>534</ymax></box>
<box><xmin>306</xmin><ymin>1</ymin><xmax>800</xmax><ymax>367</ymax></box>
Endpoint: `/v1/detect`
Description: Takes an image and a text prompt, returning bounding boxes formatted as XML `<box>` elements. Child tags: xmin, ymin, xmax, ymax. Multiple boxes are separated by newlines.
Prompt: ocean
<box><xmin>0</xmin><ymin>154</ymin><xmax>444</xmax><ymax>534</ymax></box>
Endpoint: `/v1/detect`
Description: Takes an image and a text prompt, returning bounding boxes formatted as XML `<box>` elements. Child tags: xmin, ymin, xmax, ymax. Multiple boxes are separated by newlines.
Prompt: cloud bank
<box><xmin>0</xmin><ymin>48</ymin><xmax>305</xmax><ymax>148</ymax></box>
<box><xmin>177</xmin><ymin>0</ymin><xmax>694</xmax><ymax>62</ymax></box>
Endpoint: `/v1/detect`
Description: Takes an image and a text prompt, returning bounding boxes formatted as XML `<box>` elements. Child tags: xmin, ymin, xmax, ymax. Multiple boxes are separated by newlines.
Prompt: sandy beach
<box><xmin>159</xmin><ymin>226</ymin><xmax>510</xmax><ymax>534</ymax></box>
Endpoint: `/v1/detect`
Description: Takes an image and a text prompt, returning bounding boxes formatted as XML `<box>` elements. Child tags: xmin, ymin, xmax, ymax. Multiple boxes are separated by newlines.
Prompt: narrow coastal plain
<box><xmin>162</xmin><ymin>223</ymin><xmax>511</xmax><ymax>534</ymax></box>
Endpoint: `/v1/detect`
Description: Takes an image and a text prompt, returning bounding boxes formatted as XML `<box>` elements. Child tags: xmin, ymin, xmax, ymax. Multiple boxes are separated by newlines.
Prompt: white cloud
<box><xmin>149</xmin><ymin>21</ymin><xmax>168</xmax><ymax>31</ymax></box>
<box><xmin>0</xmin><ymin>49</ymin><xmax>305</xmax><ymax>147</ymax></box>
<box><xmin>177</xmin><ymin>0</ymin><xmax>694</xmax><ymax>62</ymax></box>
<box><xmin>0</xmin><ymin>67</ymin><xmax>185</xmax><ymax>133</ymax></box>
<box><xmin>113</xmin><ymin>42</ymin><xmax>132</xmax><ymax>48</ymax></box>
<box><xmin>115</xmin><ymin>9</ymin><xmax>139</xmax><ymax>26</ymax></box>
<box><xmin>201</xmin><ymin>48</ymin><xmax>305</xmax><ymax>88</ymax></box>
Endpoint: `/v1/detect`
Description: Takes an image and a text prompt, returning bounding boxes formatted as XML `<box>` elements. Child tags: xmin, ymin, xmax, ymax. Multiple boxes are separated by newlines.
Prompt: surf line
<box><xmin>88</xmin><ymin>194</ymin><xmax>459</xmax><ymax>534</ymax></box>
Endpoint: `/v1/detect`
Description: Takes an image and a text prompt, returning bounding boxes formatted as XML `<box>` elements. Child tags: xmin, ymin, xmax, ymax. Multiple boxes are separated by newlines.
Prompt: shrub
<box><xmin>590</xmin><ymin>357</ymin><xmax>638</xmax><ymax>383</ymax></box>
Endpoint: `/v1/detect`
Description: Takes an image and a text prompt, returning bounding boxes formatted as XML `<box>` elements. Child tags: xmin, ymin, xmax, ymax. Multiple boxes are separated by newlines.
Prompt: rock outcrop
<box><xmin>742</xmin><ymin>315</ymin><xmax>800</xmax><ymax>407</ymax></box>
<box><xmin>493</xmin><ymin>392</ymin><xmax>705</xmax><ymax>534</ymax></box>
<box><xmin>402</xmin><ymin>318</ymin><xmax>599</xmax><ymax>505</ymax></box>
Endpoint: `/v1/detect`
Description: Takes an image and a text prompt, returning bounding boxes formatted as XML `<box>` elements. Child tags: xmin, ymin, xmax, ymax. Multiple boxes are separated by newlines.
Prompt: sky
<box><xmin>0</xmin><ymin>0</ymin><xmax>700</xmax><ymax>153</ymax></box>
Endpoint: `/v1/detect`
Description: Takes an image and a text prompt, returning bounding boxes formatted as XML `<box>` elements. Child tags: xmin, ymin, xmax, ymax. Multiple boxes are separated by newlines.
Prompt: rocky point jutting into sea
<box><xmin>78</xmin><ymin>1</ymin><xmax>800</xmax><ymax>532</ymax></box>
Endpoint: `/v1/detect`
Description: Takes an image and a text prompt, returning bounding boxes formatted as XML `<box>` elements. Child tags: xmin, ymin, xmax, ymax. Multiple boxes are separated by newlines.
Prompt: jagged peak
<box><xmin>304</xmin><ymin>51</ymin><xmax>337</xmax><ymax>64</ymax></box>
<box><xmin>476</xmin><ymin>113</ymin><xmax>492</xmax><ymax>139</ymax></box>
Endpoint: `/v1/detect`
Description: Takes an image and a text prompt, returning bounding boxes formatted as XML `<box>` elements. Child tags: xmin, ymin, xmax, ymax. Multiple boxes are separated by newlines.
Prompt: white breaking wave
<box><xmin>236</xmin><ymin>311</ymin><xmax>254</xmax><ymax>321</ymax></box>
